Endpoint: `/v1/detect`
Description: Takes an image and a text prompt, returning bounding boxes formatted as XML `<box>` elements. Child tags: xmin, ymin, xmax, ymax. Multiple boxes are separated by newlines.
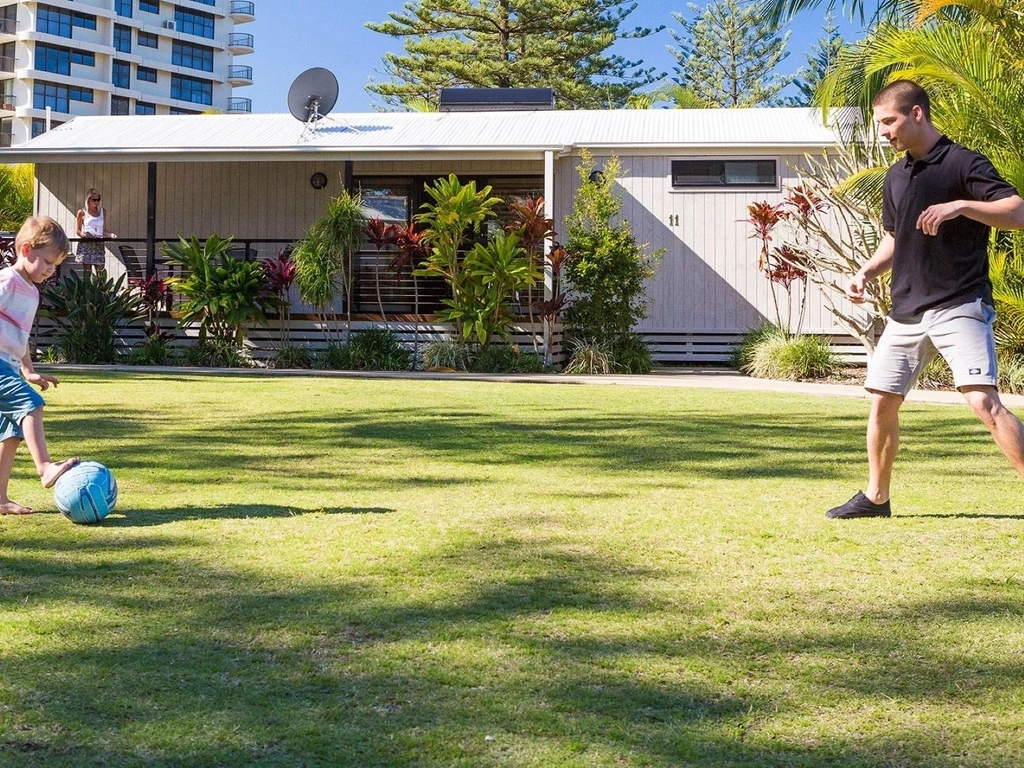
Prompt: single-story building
<box><xmin>0</xmin><ymin>106</ymin><xmax>864</xmax><ymax>361</ymax></box>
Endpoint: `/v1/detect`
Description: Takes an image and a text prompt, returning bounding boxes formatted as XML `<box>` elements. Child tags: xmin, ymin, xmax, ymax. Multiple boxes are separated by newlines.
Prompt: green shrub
<box><xmin>422</xmin><ymin>338</ymin><xmax>470</xmax><ymax>371</ymax></box>
<box><xmin>314</xmin><ymin>343</ymin><xmax>352</xmax><ymax>371</ymax></box>
<box><xmin>271</xmin><ymin>343</ymin><xmax>314</xmax><ymax>370</ymax></box>
<box><xmin>563</xmin><ymin>338</ymin><xmax>615</xmax><ymax>375</ymax></box>
<box><xmin>469</xmin><ymin>343</ymin><xmax>545</xmax><ymax>373</ymax></box>
<box><xmin>513</xmin><ymin>350</ymin><xmax>547</xmax><ymax>373</ymax></box>
<box><xmin>348</xmin><ymin>328</ymin><xmax>411</xmax><ymax>371</ymax></box>
<box><xmin>40</xmin><ymin>270</ymin><xmax>143</xmax><ymax>364</ymax></box>
<box><xmin>918</xmin><ymin>356</ymin><xmax>954</xmax><ymax>390</ymax></box>
<box><xmin>733</xmin><ymin>321</ymin><xmax>781</xmax><ymax>370</ymax></box>
<box><xmin>999</xmin><ymin>353</ymin><xmax>1024</xmax><ymax>394</ymax></box>
<box><xmin>181</xmin><ymin>338</ymin><xmax>258</xmax><ymax>368</ymax></box>
<box><xmin>124</xmin><ymin>332</ymin><xmax>176</xmax><ymax>366</ymax></box>
<box><xmin>738</xmin><ymin>324</ymin><xmax>837</xmax><ymax>380</ymax></box>
<box><xmin>611</xmin><ymin>332</ymin><xmax>653</xmax><ymax>374</ymax></box>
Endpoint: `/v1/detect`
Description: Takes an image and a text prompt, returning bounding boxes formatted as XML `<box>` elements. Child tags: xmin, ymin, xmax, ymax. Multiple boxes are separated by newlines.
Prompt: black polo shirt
<box><xmin>882</xmin><ymin>135</ymin><xmax>1018</xmax><ymax>320</ymax></box>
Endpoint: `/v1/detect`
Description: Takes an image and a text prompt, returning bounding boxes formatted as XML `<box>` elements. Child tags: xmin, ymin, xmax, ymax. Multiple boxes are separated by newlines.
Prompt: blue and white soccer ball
<box><xmin>53</xmin><ymin>461</ymin><xmax>118</xmax><ymax>524</ymax></box>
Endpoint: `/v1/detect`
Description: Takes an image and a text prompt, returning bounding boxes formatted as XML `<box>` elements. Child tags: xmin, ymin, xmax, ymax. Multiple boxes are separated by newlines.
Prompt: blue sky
<box><xmin>243</xmin><ymin>1</ymin><xmax>871</xmax><ymax>114</ymax></box>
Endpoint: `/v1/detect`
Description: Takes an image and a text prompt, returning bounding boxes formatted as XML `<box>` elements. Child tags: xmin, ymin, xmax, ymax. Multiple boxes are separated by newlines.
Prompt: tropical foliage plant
<box><xmin>506</xmin><ymin>195</ymin><xmax>556</xmax><ymax>356</ymax></box>
<box><xmin>262</xmin><ymin>246</ymin><xmax>297</xmax><ymax>344</ymax></box>
<box><xmin>416</xmin><ymin>174</ymin><xmax>540</xmax><ymax>347</ymax></box>
<box><xmin>292</xmin><ymin>190</ymin><xmax>366</xmax><ymax>342</ymax></box>
<box><xmin>365</xmin><ymin>217</ymin><xmax>398</xmax><ymax>330</ymax></box>
<box><xmin>40</xmin><ymin>270</ymin><xmax>143</xmax><ymax>364</ymax></box>
<box><xmin>163</xmin><ymin>235</ymin><xmax>281</xmax><ymax>345</ymax></box>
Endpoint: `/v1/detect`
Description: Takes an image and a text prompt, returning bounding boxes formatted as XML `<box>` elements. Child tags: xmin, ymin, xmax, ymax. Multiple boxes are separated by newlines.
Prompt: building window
<box><xmin>114</xmin><ymin>25</ymin><xmax>132</xmax><ymax>53</ymax></box>
<box><xmin>115</xmin><ymin>0</ymin><xmax>132</xmax><ymax>18</ymax></box>
<box><xmin>38</xmin><ymin>6</ymin><xmax>72</xmax><ymax>38</ymax></box>
<box><xmin>36</xmin><ymin>43</ymin><xmax>71</xmax><ymax>75</ymax></box>
<box><xmin>71</xmin><ymin>49</ymin><xmax>95</xmax><ymax>67</ymax></box>
<box><xmin>72</xmin><ymin>12</ymin><xmax>97</xmax><ymax>30</ymax></box>
<box><xmin>169</xmin><ymin>106</ymin><xmax>200</xmax><ymax>115</ymax></box>
<box><xmin>111</xmin><ymin>95</ymin><xmax>130</xmax><ymax>115</ymax></box>
<box><xmin>135</xmin><ymin>101</ymin><xmax>156</xmax><ymax>115</ymax></box>
<box><xmin>670</xmin><ymin>159</ymin><xmax>777</xmax><ymax>188</ymax></box>
<box><xmin>174</xmin><ymin>7</ymin><xmax>214</xmax><ymax>39</ymax></box>
<box><xmin>33</xmin><ymin>81</ymin><xmax>69</xmax><ymax>113</ymax></box>
<box><xmin>172</xmin><ymin>40</ymin><xmax>213</xmax><ymax>72</ymax></box>
<box><xmin>171</xmin><ymin>73</ymin><xmax>212</xmax><ymax>105</ymax></box>
<box><xmin>69</xmin><ymin>86</ymin><xmax>93</xmax><ymax>104</ymax></box>
<box><xmin>113</xmin><ymin>60</ymin><xmax>130</xmax><ymax>88</ymax></box>
<box><xmin>139</xmin><ymin>0</ymin><xmax>160</xmax><ymax>12</ymax></box>
<box><xmin>137</xmin><ymin>65</ymin><xmax>158</xmax><ymax>83</ymax></box>
<box><xmin>138</xmin><ymin>30</ymin><xmax>159</xmax><ymax>48</ymax></box>
<box><xmin>191</xmin><ymin>0</ymin><xmax>215</xmax><ymax>5</ymax></box>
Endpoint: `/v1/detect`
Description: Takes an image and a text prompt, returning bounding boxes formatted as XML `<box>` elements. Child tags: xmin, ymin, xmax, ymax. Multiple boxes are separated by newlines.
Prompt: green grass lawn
<box><xmin>2</xmin><ymin>371</ymin><xmax>1023</xmax><ymax>767</ymax></box>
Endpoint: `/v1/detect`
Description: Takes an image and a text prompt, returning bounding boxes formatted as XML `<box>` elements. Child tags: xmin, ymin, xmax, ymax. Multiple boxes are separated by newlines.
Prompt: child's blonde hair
<box><xmin>15</xmin><ymin>216</ymin><xmax>70</xmax><ymax>264</ymax></box>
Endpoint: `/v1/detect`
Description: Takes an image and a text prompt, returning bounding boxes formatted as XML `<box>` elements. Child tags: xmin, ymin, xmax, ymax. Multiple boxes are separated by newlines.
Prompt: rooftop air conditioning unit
<box><xmin>438</xmin><ymin>87</ymin><xmax>555</xmax><ymax>112</ymax></box>
<box><xmin>162</xmin><ymin>20</ymin><xmax>176</xmax><ymax>30</ymax></box>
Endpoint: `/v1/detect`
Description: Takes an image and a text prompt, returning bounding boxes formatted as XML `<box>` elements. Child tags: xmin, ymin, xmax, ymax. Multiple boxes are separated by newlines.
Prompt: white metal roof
<box><xmin>0</xmin><ymin>108</ymin><xmax>845</xmax><ymax>163</ymax></box>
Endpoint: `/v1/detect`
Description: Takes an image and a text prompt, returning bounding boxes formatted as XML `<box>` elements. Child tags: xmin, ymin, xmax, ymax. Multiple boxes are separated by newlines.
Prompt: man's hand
<box><xmin>917</xmin><ymin>201</ymin><xmax>963</xmax><ymax>235</ymax></box>
<box><xmin>846</xmin><ymin>272</ymin><xmax>868</xmax><ymax>304</ymax></box>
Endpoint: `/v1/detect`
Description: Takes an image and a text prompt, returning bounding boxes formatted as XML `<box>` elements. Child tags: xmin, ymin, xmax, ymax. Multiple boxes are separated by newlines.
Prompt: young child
<box><xmin>0</xmin><ymin>216</ymin><xmax>79</xmax><ymax>515</ymax></box>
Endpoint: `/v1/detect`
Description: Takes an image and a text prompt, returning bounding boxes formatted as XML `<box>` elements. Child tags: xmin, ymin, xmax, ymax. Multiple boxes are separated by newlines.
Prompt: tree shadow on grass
<box><xmin>3</xmin><ymin>526</ymin><xmax>1024</xmax><ymax>767</ymax></box>
<box><xmin>95</xmin><ymin>504</ymin><xmax>394</xmax><ymax>527</ymax></box>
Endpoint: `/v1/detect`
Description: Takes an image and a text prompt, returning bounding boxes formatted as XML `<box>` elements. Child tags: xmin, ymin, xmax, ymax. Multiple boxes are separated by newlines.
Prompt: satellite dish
<box><xmin>288</xmin><ymin>67</ymin><xmax>339</xmax><ymax>137</ymax></box>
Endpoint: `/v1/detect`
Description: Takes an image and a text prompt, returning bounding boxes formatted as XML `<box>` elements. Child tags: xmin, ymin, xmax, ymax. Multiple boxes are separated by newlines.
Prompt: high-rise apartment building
<box><xmin>0</xmin><ymin>0</ymin><xmax>255</xmax><ymax>146</ymax></box>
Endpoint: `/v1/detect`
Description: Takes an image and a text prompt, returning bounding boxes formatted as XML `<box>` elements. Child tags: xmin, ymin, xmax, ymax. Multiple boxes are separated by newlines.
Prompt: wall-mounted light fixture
<box><xmin>310</xmin><ymin>172</ymin><xmax>328</xmax><ymax>190</ymax></box>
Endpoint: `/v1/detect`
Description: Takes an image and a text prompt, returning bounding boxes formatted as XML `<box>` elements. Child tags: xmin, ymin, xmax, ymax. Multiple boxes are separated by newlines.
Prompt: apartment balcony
<box><xmin>227</xmin><ymin>64</ymin><xmax>252</xmax><ymax>86</ymax></box>
<box><xmin>227</xmin><ymin>32</ymin><xmax>253</xmax><ymax>55</ymax></box>
<box><xmin>227</xmin><ymin>97</ymin><xmax>251</xmax><ymax>113</ymax></box>
<box><xmin>0</xmin><ymin>96</ymin><xmax>14</xmax><ymax>112</ymax></box>
<box><xmin>229</xmin><ymin>1</ymin><xmax>255</xmax><ymax>24</ymax></box>
<box><xmin>0</xmin><ymin>17</ymin><xmax>16</xmax><ymax>38</ymax></box>
<box><xmin>0</xmin><ymin>55</ymin><xmax>14</xmax><ymax>73</ymax></box>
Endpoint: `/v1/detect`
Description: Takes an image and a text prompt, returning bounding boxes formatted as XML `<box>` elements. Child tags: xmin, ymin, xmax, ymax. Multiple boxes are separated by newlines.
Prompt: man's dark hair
<box><xmin>872</xmin><ymin>79</ymin><xmax>931</xmax><ymax>120</ymax></box>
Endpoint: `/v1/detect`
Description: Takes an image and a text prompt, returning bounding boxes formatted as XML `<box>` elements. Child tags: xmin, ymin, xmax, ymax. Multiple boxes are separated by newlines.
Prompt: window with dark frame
<box><xmin>113</xmin><ymin>60</ymin><xmax>130</xmax><ymax>88</ymax></box>
<box><xmin>114</xmin><ymin>24</ymin><xmax>132</xmax><ymax>53</ymax></box>
<box><xmin>37</xmin><ymin>6</ymin><xmax>72</xmax><ymax>37</ymax></box>
<box><xmin>174</xmin><ymin>6</ymin><xmax>214</xmax><ymax>38</ymax></box>
<box><xmin>135</xmin><ymin>101</ymin><xmax>156</xmax><ymax>115</ymax></box>
<box><xmin>136</xmin><ymin>65</ymin><xmax>158</xmax><ymax>83</ymax></box>
<box><xmin>137</xmin><ymin>30</ymin><xmax>159</xmax><ymax>48</ymax></box>
<box><xmin>139</xmin><ymin>0</ymin><xmax>160</xmax><ymax>13</ymax></box>
<box><xmin>33</xmin><ymin>80</ymin><xmax>69</xmax><ymax>112</ymax></box>
<box><xmin>670</xmin><ymin>159</ymin><xmax>777</xmax><ymax>188</ymax></box>
<box><xmin>111</xmin><ymin>95</ymin><xmax>130</xmax><ymax>115</ymax></box>
<box><xmin>115</xmin><ymin>0</ymin><xmax>132</xmax><ymax>17</ymax></box>
<box><xmin>170</xmin><ymin>73</ymin><xmax>212</xmax><ymax>104</ymax></box>
<box><xmin>172</xmin><ymin>40</ymin><xmax>213</xmax><ymax>71</ymax></box>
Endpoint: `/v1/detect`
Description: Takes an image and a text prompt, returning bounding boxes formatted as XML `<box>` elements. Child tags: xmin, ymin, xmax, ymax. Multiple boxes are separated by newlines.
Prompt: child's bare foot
<box><xmin>0</xmin><ymin>500</ymin><xmax>34</xmax><ymax>515</ymax></box>
<box><xmin>41</xmin><ymin>457</ymin><xmax>80</xmax><ymax>489</ymax></box>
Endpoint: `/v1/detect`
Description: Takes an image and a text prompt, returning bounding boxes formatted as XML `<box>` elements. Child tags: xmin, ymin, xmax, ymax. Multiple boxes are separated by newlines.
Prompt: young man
<box><xmin>827</xmin><ymin>79</ymin><xmax>1024</xmax><ymax>520</ymax></box>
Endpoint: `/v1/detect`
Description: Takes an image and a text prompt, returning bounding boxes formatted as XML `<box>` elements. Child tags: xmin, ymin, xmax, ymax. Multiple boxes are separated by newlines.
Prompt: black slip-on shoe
<box><xmin>826</xmin><ymin>491</ymin><xmax>891</xmax><ymax>520</ymax></box>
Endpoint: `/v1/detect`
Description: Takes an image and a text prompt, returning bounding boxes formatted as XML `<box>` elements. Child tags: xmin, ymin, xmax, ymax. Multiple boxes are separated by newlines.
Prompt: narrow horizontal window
<box><xmin>671</xmin><ymin>159</ymin><xmax>777</xmax><ymax>188</ymax></box>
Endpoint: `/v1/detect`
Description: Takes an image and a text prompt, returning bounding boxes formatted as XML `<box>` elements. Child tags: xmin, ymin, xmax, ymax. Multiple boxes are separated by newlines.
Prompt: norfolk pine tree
<box><xmin>669</xmin><ymin>0</ymin><xmax>793</xmax><ymax>107</ymax></box>
<box><xmin>366</xmin><ymin>0</ymin><xmax>663</xmax><ymax>110</ymax></box>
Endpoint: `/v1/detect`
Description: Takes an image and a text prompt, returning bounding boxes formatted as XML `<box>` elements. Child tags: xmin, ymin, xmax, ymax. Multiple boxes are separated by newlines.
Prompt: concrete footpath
<box><xmin>61</xmin><ymin>364</ymin><xmax>1024</xmax><ymax>409</ymax></box>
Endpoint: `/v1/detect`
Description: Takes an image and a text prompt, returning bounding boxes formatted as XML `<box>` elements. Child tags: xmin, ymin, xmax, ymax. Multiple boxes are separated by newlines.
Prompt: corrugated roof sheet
<box><xmin>1</xmin><ymin>108</ymin><xmax>847</xmax><ymax>162</ymax></box>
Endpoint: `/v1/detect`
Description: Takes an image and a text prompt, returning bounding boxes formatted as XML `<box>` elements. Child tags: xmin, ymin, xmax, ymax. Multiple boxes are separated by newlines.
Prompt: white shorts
<box><xmin>865</xmin><ymin>298</ymin><xmax>998</xmax><ymax>397</ymax></box>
